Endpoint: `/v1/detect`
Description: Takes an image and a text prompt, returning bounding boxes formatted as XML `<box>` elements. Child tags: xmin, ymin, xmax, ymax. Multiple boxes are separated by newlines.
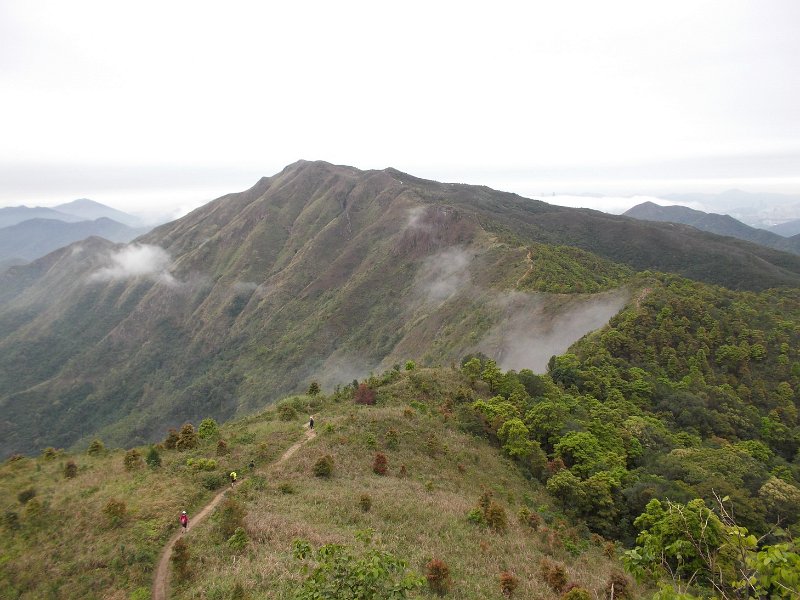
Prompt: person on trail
<box><xmin>180</xmin><ymin>510</ymin><xmax>188</xmax><ymax>532</ymax></box>
<box><xmin>309</xmin><ymin>415</ymin><xmax>314</xmax><ymax>430</ymax></box>
<box><xmin>229</xmin><ymin>471</ymin><xmax>237</xmax><ymax>486</ymax></box>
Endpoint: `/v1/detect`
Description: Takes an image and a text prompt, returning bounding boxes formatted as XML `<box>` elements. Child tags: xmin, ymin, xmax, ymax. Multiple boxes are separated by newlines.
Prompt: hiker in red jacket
<box><xmin>180</xmin><ymin>510</ymin><xmax>188</xmax><ymax>532</ymax></box>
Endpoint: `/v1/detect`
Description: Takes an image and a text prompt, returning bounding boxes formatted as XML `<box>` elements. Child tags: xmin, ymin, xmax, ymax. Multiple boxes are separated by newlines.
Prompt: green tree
<box><xmin>198</xmin><ymin>418</ymin><xmax>220</xmax><ymax>439</ymax></box>
<box><xmin>145</xmin><ymin>445</ymin><xmax>162</xmax><ymax>468</ymax></box>
<box><xmin>481</xmin><ymin>359</ymin><xmax>502</xmax><ymax>393</ymax></box>
<box><xmin>497</xmin><ymin>418</ymin><xmax>534</xmax><ymax>459</ymax></box>
<box><xmin>462</xmin><ymin>357</ymin><xmax>482</xmax><ymax>384</ymax></box>
<box><xmin>307</xmin><ymin>381</ymin><xmax>321</xmax><ymax>396</ymax></box>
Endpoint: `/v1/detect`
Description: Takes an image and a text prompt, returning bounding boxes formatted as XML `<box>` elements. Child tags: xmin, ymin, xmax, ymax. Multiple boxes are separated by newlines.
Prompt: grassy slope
<box><xmin>0</xmin><ymin>368</ymin><xmax>641</xmax><ymax>599</ymax></box>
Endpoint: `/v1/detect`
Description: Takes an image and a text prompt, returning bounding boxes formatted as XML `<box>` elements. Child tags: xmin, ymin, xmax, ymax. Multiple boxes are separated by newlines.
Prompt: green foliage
<box><xmin>741</xmin><ymin>541</ymin><xmax>800</xmax><ymax>598</ymax></box>
<box><xmin>163</xmin><ymin>428</ymin><xmax>179</xmax><ymax>450</ymax></box>
<box><xmin>481</xmin><ymin>359</ymin><xmax>502</xmax><ymax>392</ymax></box>
<box><xmin>404</xmin><ymin>360</ymin><xmax>416</xmax><ymax>371</ymax></box>
<box><xmin>278</xmin><ymin>403</ymin><xmax>297</xmax><ymax>421</ymax></box>
<box><xmin>313</xmin><ymin>455</ymin><xmax>334</xmax><ymax>478</ymax></box>
<box><xmin>203</xmin><ymin>473</ymin><xmax>226</xmax><ymax>490</ymax></box>
<box><xmin>561</xmin><ymin>587</ymin><xmax>592</xmax><ymax>600</ymax></box>
<box><xmin>462</xmin><ymin>357</ymin><xmax>482</xmax><ymax>384</ymax></box>
<box><xmin>145</xmin><ymin>446</ymin><xmax>161</xmax><ymax>468</ymax></box>
<box><xmin>291</xmin><ymin>538</ymin><xmax>423</xmax><ymax>600</ymax></box>
<box><xmin>307</xmin><ymin>381</ymin><xmax>321</xmax><ymax>396</ymax></box>
<box><xmin>227</xmin><ymin>527</ymin><xmax>249</xmax><ymax>553</ymax></box>
<box><xmin>216</xmin><ymin>497</ymin><xmax>246</xmax><ymax>539</ymax></box>
<box><xmin>198</xmin><ymin>418</ymin><xmax>220</xmax><ymax>439</ymax></box>
<box><xmin>186</xmin><ymin>457</ymin><xmax>218</xmax><ymax>471</ymax></box>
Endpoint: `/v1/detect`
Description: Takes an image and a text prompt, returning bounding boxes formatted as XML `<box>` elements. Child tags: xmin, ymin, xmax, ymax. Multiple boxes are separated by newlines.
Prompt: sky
<box><xmin>1</xmin><ymin>0</ymin><xmax>799</xmax><ymax>220</ymax></box>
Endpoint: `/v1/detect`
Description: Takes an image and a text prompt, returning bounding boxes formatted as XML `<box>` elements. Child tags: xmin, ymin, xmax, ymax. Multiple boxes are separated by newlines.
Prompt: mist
<box><xmin>415</xmin><ymin>246</ymin><xmax>474</xmax><ymax>303</ymax></box>
<box><xmin>480</xmin><ymin>289</ymin><xmax>630</xmax><ymax>373</ymax></box>
<box><xmin>90</xmin><ymin>244</ymin><xmax>176</xmax><ymax>285</ymax></box>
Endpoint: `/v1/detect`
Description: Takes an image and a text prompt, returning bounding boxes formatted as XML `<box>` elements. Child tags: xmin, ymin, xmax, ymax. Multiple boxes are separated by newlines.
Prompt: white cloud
<box><xmin>90</xmin><ymin>244</ymin><xmax>175</xmax><ymax>284</ymax></box>
<box><xmin>416</xmin><ymin>246</ymin><xmax>473</xmax><ymax>303</ymax></box>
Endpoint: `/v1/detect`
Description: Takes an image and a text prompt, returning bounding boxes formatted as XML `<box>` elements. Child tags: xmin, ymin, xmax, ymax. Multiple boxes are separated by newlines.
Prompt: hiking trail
<box><xmin>152</xmin><ymin>426</ymin><xmax>317</xmax><ymax>600</ymax></box>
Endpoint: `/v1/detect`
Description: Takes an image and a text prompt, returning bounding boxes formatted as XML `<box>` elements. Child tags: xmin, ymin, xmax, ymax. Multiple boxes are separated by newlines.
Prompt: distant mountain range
<box><xmin>624</xmin><ymin>201</ymin><xmax>800</xmax><ymax>255</ymax></box>
<box><xmin>0</xmin><ymin>199</ymin><xmax>147</xmax><ymax>265</ymax></box>
<box><xmin>2</xmin><ymin>160</ymin><xmax>800</xmax><ymax>456</ymax></box>
<box><xmin>661</xmin><ymin>189</ymin><xmax>800</xmax><ymax>230</ymax></box>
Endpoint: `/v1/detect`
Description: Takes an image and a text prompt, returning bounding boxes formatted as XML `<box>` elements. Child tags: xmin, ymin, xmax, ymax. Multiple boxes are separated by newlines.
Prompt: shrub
<box><xmin>17</xmin><ymin>488</ymin><xmax>36</xmax><ymax>505</ymax></box>
<box><xmin>216</xmin><ymin>497</ymin><xmax>246</xmax><ymax>539</ymax></box>
<box><xmin>231</xmin><ymin>582</ymin><xmax>246</xmax><ymax>599</ymax></box>
<box><xmin>478</xmin><ymin>489</ymin><xmax>493</xmax><ymax>514</ymax></box>
<box><xmin>87</xmin><ymin>439</ymin><xmax>105</xmax><ymax>456</ymax></box>
<box><xmin>403</xmin><ymin>407</ymin><xmax>414</xmax><ymax>419</ymax></box>
<box><xmin>385</xmin><ymin>428</ymin><xmax>399</xmax><ymax>449</ymax></box>
<box><xmin>399</xmin><ymin>464</ymin><xmax>408</xmax><ymax>477</ymax></box>
<box><xmin>425</xmin><ymin>434</ymin><xmax>442</xmax><ymax>457</ymax></box>
<box><xmin>103</xmin><ymin>498</ymin><xmax>127</xmax><ymax>527</ymax></box>
<box><xmin>277</xmin><ymin>403</ymin><xmax>297</xmax><ymax>421</ymax></box>
<box><xmin>145</xmin><ymin>446</ymin><xmax>162</xmax><ymax>468</ymax></box>
<box><xmin>604</xmin><ymin>571</ymin><xmax>631</xmax><ymax>599</ymax></box>
<box><xmin>425</xmin><ymin>558</ymin><xmax>451</xmax><ymax>596</ymax></box>
<box><xmin>359</xmin><ymin>494</ymin><xmax>372</xmax><ymax>512</ymax></box>
<box><xmin>365</xmin><ymin>432</ymin><xmax>377</xmax><ymax>447</ymax></box>
<box><xmin>466</xmin><ymin>508</ymin><xmax>485</xmax><ymax>525</ymax></box>
<box><xmin>313</xmin><ymin>455</ymin><xmax>334</xmax><ymax>478</ymax></box>
<box><xmin>499</xmin><ymin>571</ymin><xmax>518</xmax><ymax>597</ymax></box>
<box><xmin>540</xmin><ymin>559</ymin><xmax>568</xmax><ymax>593</ymax></box>
<box><xmin>278</xmin><ymin>482</ymin><xmax>296</xmax><ymax>494</ymax></box>
<box><xmin>354</xmin><ymin>383</ymin><xmax>376</xmax><ymax>405</ymax></box>
<box><xmin>307</xmin><ymin>381</ymin><xmax>321</xmax><ymax>396</ymax></box>
<box><xmin>405</xmin><ymin>360</ymin><xmax>416</xmax><ymax>371</ymax></box>
<box><xmin>198</xmin><ymin>418</ymin><xmax>220</xmax><ymax>439</ymax></box>
<box><xmin>41</xmin><ymin>447</ymin><xmax>62</xmax><ymax>460</ymax></box>
<box><xmin>176</xmin><ymin>423</ymin><xmax>198</xmax><ymax>451</ymax></box>
<box><xmin>186</xmin><ymin>457</ymin><xmax>218</xmax><ymax>471</ymax></box>
<box><xmin>172</xmin><ymin>537</ymin><xmax>191</xmax><ymax>581</ymax></box>
<box><xmin>203</xmin><ymin>473</ymin><xmax>226</xmax><ymax>490</ymax></box>
<box><xmin>561</xmin><ymin>587</ymin><xmax>592</xmax><ymax>600</ymax></box>
<box><xmin>228</xmin><ymin>526</ymin><xmax>249</xmax><ymax>553</ymax></box>
<box><xmin>129</xmin><ymin>588</ymin><xmax>150</xmax><ymax>600</ymax></box>
<box><xmin>63</xmin><ymin>460</ymin><xmax>78</xmax><ymax>478</ymax></box>
<box><xmin>163</xmin><ymin>428</ymin><xmax>179</xmax><ymax>450</ymax></box>
<box><xmin>23</xmin><ymin>498</ymin><xmax>44</xmax><ymax>521</ymax></box>
<box><xmin>216</xmin><ymin>439</ymin><xmax>229</xmax><ymax>455</ymax></box>
<box><xmin>123</xmin><ymin>448</ymin><xmax>143</xmax><ymax>471</ymax></box>
<box><xmin>518</xmin><ymin>506</ymin><xmax>541</xmax><ymax>529</ymax></box>
<box><xmin>373</xmin><ymin>452</ymin><xmax>388</xmax><ymax>476</ymax></box>
<box><xmin>485</xmin><ymin>501</ymin><xmax>508</xmax><ymax>534</ymax></box>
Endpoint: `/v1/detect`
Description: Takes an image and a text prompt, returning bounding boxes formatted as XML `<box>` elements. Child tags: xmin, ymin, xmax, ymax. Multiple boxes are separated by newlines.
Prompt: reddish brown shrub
<box><xmin>373</xmin><ymin>452</ymin><xmax>388</xmax><ymax>475</ymax></box>
<box><xmin>546</xmin><ymin>457</ymin><xmax>566</xmax><ymax>475</ymax></box>
<box><xmin>499</xmin><ymin>571</ymin><xmax>518</xmax><ymax>597</ymax></box>
<box><xmin>485</xmin><ymin>501</ymin><xmax>508</xmax><ymax>534</ymax></box>
<box><xmin>354</xmin><ymin>383</ymin><xmax>376</xmax><ymax>405</ymax></box>
<box><xmin>399</xmin><ymin>464</ymin><xmax>408</xmax><ymax>477</ymax></box>
<box><xmin>540</xmin><ymin>558</ymin><xmax>567</xmax><ymax>593</ymax></box>
<box><xmin>604</xmin><ymin>570</ymin><xmax>631</xmax><ymax>599</ymax></box>
<box><xmin>425</xmin><ymin>558</ymin><xmax>451</xmax><ymax>596</ymax></box>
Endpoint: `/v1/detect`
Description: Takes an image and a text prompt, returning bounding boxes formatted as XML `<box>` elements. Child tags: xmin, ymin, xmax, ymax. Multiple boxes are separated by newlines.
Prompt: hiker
<box><xmin>309</xmin><ymin>415</ymin><xmax>314</xmax><ymax>430</ymax></box>
<box><xmin>229</xmin><ymin>471</ymin><xmax>237</xmax><ymax>486</ymax></box>
<box><xmin>180</xmin><ymin>510</ymin><xmax>188</xmax><ymax>532</ymax></box>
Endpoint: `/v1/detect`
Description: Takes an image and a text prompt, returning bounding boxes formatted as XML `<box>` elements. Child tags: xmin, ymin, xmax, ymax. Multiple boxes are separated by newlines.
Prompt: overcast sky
<box><xmin>1</xmin><ymin>0</ymin><xmax>799</xmax><ymax>218</ymax></box>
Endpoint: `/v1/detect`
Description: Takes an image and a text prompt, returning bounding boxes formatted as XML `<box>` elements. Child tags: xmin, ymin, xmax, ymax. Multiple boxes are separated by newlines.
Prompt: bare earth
<box><xmin>152</xmin><ymin>426</ymin><xmax>317</xmax><ymax>600</ymax></box>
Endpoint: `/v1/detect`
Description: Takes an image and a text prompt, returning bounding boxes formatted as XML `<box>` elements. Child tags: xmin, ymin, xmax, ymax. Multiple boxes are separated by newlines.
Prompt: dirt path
<box><xmin>152</xmin><ymin>426</ymin><xmax>317</xmax><ymax>600</ymax></box>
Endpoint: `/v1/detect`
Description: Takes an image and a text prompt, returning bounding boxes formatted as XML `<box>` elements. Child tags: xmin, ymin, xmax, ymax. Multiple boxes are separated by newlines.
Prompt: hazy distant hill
<box><xmin>2</xmin><ymin>160</ymin><xmax>800</xmax><ymax>457</ymax></box>
<box><xmin>0</xmin><ymin>217</ymin><xmax>147</xmax><ymax>263</ymax></box>
<box><xmin>663</xmin><ymin>189</ymin><xmax>800</xmax><ymax>229</ymax></box>
<box><xmin>769</xmin><ymin>218</ymin><xmax>800</xmax><ymax>237</ymax></box>
<box><xmin>54</xmin><ymin>198</ymin><xmax>144</xmax><ymax>227</ymax></box>
<box><xmin>624</xmin><ymin>201</ymin><xmax>800</xmax><ymax>255</ymax></box>
<box><xmin>0</xmin><ymin>205</ymin><xmax>84</xmax><ymax>228</ymax></box>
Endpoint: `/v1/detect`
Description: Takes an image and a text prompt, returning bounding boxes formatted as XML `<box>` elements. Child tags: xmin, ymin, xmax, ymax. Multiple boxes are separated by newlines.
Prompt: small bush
<box><xmin>359</xmin><ymin>494</ymin><xmax>372</xmax><ymax>512</ymax></box>
<box><xmin>198</xmin><ymin>418</ymin><xmax>220</xmax><ymax>439</ymax></box>
<box><xmin>603</xmin><ymin>541</ymin><xmax>616</xmax><ymax>558</ymax></box>
<box><xmin>425</xmin><ymin>434</ymin><xmax>442</xmax><ymax>457</ymax></box>
<box><xmin>17</xmin><ymin>488</ymin><xmax>36</xmax><ymax>505</ymax></box>
<box><xmin>163</xmin><ymin>429</ymin><xmax>179</xmax><ymax>450</ymax></box>
<box><xmin>540</xmin><ymin>558</ymin><xmax>568</xmax><ymax>593</ymax></box>
<box><xmin>373</xmin><ymin>452</ymin><xmax>388</xmax><ymax>476</ymax></box>
<box><xmin>278</xmin><ymin>482</ymin><xmax>296</xmax><ymax>494</ymax></box>
<box><xmin>231</xmin><ymin>582</ymin><xmax>246</xmax><ymax>599</ymax></box>
<box><xmin>478</xmin><ymin>489</ymin><xmax>493</xmax><ymax>513</ymax></box>
<box><xmin>520</xmin><ymin>506</ymin><xmax>541</xmax><ymax>529</ymax></box>
<box><xmin>63</xmin><ymin>460</ymin><xmax>78</xmax><ymax>478</ymax></box>
<box><xmin>124</xmin><ymin>448</ymin><xmax>143</xmax><ymax>471</ymax></box>
<box><xmin>499</xmin><ymin>571</ymin><xmax>518</xmax><ymax>597</ymax></box>
<box><xmin>485</xmin><ymin>501</ymin><xmax>508</xmax><ymax>534</ymax></box>
<box><xmin>129</xmin><ymin>588</ymin><xmax>150</xmax><ymax>600</ymax></box>
<box><xmin>313</xmin><ymin>455</ymin><xmax>334</xmax><ymax>478</ymax></box>
<box><xmin>186</xmin><ymin>457</ymin><xmax>218</xmax><ymax>471</ymax></box>
<box><xmin>216</xmin><ymin>439</ymin><xmax>229</xmax><ymax>455</ymax></box>
<box><xmin>216</xmin><ymin>497</ymin><xmax>246</xmax><ymax>539</ymax></box>
<box><xmin>403</xmin><ymin>407</ymin><xmax>414</xmax><ymax>419</ymax></box>
<box><xmin>103</xmin><ymin>498</ymin><xmax>127</xmax><ymax>528</ymax></box>
<box><xmin>604</xmin><ymin>571</ymin><xmax>631</xmax><ymax>600</ymax></box>
<box><xmin>176</xmin><ymin>423</ymin><xmax>198</xmax><ymax>451</ymax></box>
<box><xmin>399</xmin><ymin>464</ymin><xmax>408</xmax><ymax>477</ymax></box>
<box><xmin>41</xmin><ymin>447</ymin><xmax>62</xmax><ymax>460</ymax></box>
<box><xmin>365</xmin><ymin>432</ymin><xmax>377</xmax><ymax>447</ymax></box>
<box><xmin>278</xmin><ymin>403</ymin><xmax>297</xmax><ymax>421</ymax></box>
<box><xmin>354</xmin><ymin>383</ymin><xmax>376</xmax><ymax>405</ymax></box>
<box><xmin>228</xmin><ymin>526</ymin><xmax>249</xmax><ymax>553</ymax></box>
<box><xmin>23</xmin><ymin>498</ymin><xmax>44</xmax><ymax>521</ymax></box>
<box><xmin>405</xmin><ymin>360</ymin><xmax>416</xmax><ymax>371</ymax></box>
<box><xmin>307</xmin><ymin>381</ymin><xmax>321</xmax><ymax>396</ymax></box>
<box><xmin>145</xmin><ymin>446</ymin><xmax>162</xmax><ymax>468</ymax></box>
<box><xmin>3</xmin><ymin>510</ymin><xmax>20</xmax><ymax>531</ymax></box>
<box><xmin>467</xmin><ymin>508</ymin><xmax>485</xmax><ymax>525</ymax></box>
<box><xmin>561</xmin><ymin>586</ymin><xmax>592</xmax><ymax>600</ymax></box>
<box><xmin>203</xmin><ymin>473</ymin><xmax>226</xmax><ymax>490</ymax></box>
<box><xmin>425</xmin><ymin>558</ymin><xmax>451</xmax><ymax>596</ymax></box>
<box><xmin>87</xmin><ymin>439</ymin><xmax>105</xmax><ymax>456</ymax></box>
<box><xmin>172</xmin><ymin>537</ymin><xmax>191</xmax><ymax>581</ymax></box>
